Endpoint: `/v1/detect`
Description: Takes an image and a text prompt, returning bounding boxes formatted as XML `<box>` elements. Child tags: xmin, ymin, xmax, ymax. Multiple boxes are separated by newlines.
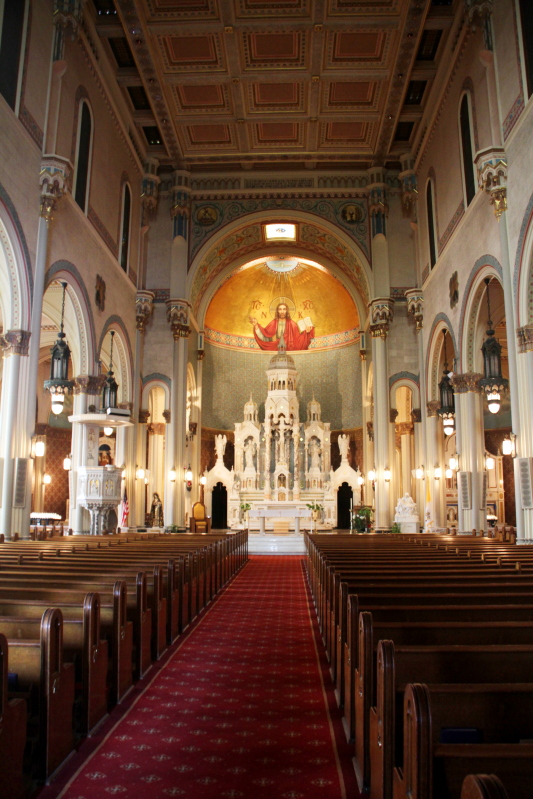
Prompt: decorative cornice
<box><xmin>74</xmin><ymin>374</ymin><xmax>106</xmax><ymax>395</ymax></box>
<box><xmin>426</xmin><ymin>400</ymin><xmax>440</xmax><ymax>417</ymax></box>
<box><xmin>405</xmin><ymin>288</ymin><xmax>424</xmax><ymax>330</ymax></box>
<box><xmin>1</xmin><ymin>329</ymin><xmax>31</xmax><ymax>356</ymax></box>
<box><xmin>517</xmin><ymin>324</ymin><xmax>533</xmax><ymax>354</ymax></box>
<box><xmin>451</xmin><ymin>372</ymin><xmax>484</xmax><ymax>393</ymax></box>
<box><xmin>135</xmin><ymin>290</ymin><xmax>155</xmax><ymax>333</ymax></box>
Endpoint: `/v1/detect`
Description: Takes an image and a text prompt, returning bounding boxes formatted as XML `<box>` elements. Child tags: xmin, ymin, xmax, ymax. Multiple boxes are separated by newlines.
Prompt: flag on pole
<box><xmin>121</xmin><ymin>486</ymin><xmax>129</xmax><ymax>529</ymax></box>
<box><xmin>424</xmin><ymin>476</ymin><xmax>433</xmax><ymax>533</ymax></box>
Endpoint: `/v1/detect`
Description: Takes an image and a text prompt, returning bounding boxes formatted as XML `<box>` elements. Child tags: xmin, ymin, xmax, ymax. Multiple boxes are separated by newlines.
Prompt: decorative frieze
<box><xmin>517</xmin><ymin>324</ymin><xmax>533</xmax><ymax>354</ymax></box>
<box><xmin>426</xmin><ymin>400</ymin><xmax>441</xmax><ymax>417</ymax></box>
<box><xmin>1</xmin><ymin>330</ymin><xmax>31</xmax><ymax>356</ymax></box>
<box><xmin>74</xmin><ymin>374</ymin><xmax>106</xmax><ymax>395</ymax></box>
<box><xmin>135</xmin><ymin>290</ymin><xmax>155</xmax><ymax>333</ymax></box>
<box><xmin>475</xmin><ymin>146</ymin><xmax>507</xmax><ymax>218</ymax></box>
<box><xmin>451</xmin><ymin>373</ymin><xmax>484</xmax><ymax>393</ymax></box>
<box><xmin>166</xmin><ymin>299</ymin><xmax>191</xmax><ymax>340</ymax></box>
<box><xmin>369</xmin><ymin>297</ymin><xmax>394</xmax><ymax>339</ymax></box>
<box><xmin>405</xmin><ymin>288</ymin><xmax>424</xmax><ymax>330</ymax></box>
<box><xmin>39</xmin><ymin>155</ymin><xmax>72</xmax><ymax>223</ymax></box>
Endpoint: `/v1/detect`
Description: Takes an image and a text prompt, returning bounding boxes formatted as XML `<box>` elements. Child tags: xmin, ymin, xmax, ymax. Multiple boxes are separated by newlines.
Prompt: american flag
<box><xmin>120</xmin><ymin>487</ymin><xmax>129</xmax><ymax>528</ymax></box>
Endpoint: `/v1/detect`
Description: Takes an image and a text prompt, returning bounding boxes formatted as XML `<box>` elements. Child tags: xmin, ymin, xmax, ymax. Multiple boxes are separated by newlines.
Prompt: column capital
<box><xmin>405</xmin><ymin>288</ymin><xmax>424</xmax><ymax>330</ymax></box>
<box><xmin>451</xmin><ymin>372</ymin><xmax>484</xmax><ymax>393</ymax></box>
<box><xmin>73</xmin><ymin>374</ymin><xmax>106</xmax><ymax>395</ymax></box>
<box><xmin>426</xmin><ymin>400</ymin><xmax>440</xmax><ymax>417</ymax></box>
<box><xmin>411</xmin><ymin>408</ymin><xmax>422</xmax><ymax>423</ymax></box>
<box><xmin>474</xmin><ymin>146</ymin><xmax>507</xmax><ymax>218</ymax></box>
<box><xmin>163</xmin><ymin>409</ymin><xmax>171</xmax><ymax>423</ymax></box>
<box><xmin>517</xmin><ymin>324</ymin><xmax>533</xmax><ymax>354</ymax></box>
<box><xmin>39</xmin><ymin>154</ymin><xmax>72</xmax><ymax>224</ymax></box>
<box><xmin>1</xmin><ymin>329</ymin><xmax>31</xmax><ymax>356</ymax></box>
<box><xmin>390</xmin><ymin>408</ymin><xmax>398</xmax><ymax>424</ymax></box>
<box><xmin>139</xmin><ymin>409</ymin><xmax>150</xmax><ymax>424</ymax></box>
<box><xmin>397</xmin><ymin>421</ymin><xmax>414</xmax><ymax>436</ymax></box>
<box><xmin>464</xmin><ymin>0</ymin><xmax>492</xmax><ymax>25</ymax></box>
<box><xmin>369</xmin><ymin>297</ymin><xmax>394</xmax><ymax>338</ymax></box>
<box><xmin>166</xmin><ymin>298</ymin><xmax>191</xmax><ymax>339</ymax></box>
<box><xmin>136</xmin><ymin>290</ymin><xmax>155</xmax><ymax>333</ymax></box>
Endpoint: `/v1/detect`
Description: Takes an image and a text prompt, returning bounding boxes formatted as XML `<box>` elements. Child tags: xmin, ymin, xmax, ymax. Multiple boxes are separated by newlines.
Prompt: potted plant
<box><xmin>353</xmin><ymin>506</ymin><xmax>372</xmax><ymax>533</ymax></box>
<box><xmin>306</xmin><ymin>502</ymin><xmax>324</xmax><ymax>532</ymax></box>
<box><xmin>240</xmin><ymin>502</ymin><xmax>251</xmax><ymax>528</ymax></box>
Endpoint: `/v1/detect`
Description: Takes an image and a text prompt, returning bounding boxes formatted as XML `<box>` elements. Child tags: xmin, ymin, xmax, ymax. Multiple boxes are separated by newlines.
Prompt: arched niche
<box><xmin>98</xmin><ymin>319</ymin><xmax>133</xmax><ymax>406</ymax></box>
<box><xmin>426</xmin><ymin>317</ymin><xmax>457</xmax><ymax>402</ymax></box>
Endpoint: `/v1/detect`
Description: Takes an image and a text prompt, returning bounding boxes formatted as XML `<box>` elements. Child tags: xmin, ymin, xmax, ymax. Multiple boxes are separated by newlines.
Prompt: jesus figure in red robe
<box><xmin>250</xmin><ymin>302</ymin><xmax>314</xmax><ymax>351</ymax></box>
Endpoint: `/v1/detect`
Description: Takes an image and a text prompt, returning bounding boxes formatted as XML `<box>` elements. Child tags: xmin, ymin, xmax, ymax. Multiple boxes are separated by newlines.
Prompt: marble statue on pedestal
<box><xmin>394</xmin><ymin>493</ymin><xmax>420</xmax><ymax>534</ymax></box>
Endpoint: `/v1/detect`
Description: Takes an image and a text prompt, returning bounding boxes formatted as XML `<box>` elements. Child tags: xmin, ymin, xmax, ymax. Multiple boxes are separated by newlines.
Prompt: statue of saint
<box><xmin>395</xmin><ymin>493</ymin><xmax>418</xmax><ymax>518</ymax></box>
<box><xmin>244</xmin><ymin>439</ymin><xmax>256</xmax><ymax>470</ymax></box>
<box><xmin>214</xmin><ymin>434</ymin><xmax>227</xmax><ymax>461</ymax></box>
<box><xmin>338</xmin><ymin>433</ymin><xmax>350</xmax><ymax>462</ymax></box>
<box><xmin>309</xmin><ymin>439</ymin><xmax>322</xmax><ymax>470</ymax></box>
<box><xmin>151</xmin><ymin>493</ymin><xmax>164</xmax><ymax>526</ymax></box>
<box><xmin>249</xmin><ymin>301</ymin><xmax>314</xmax><ymax>351</ymax></box>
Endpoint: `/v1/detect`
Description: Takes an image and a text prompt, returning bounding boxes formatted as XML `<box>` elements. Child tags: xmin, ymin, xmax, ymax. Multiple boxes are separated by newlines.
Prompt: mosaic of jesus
<box><xmin>250</xmin><ymin>301</ymin><xmax>314</xmax><ymax>351</ymax></box>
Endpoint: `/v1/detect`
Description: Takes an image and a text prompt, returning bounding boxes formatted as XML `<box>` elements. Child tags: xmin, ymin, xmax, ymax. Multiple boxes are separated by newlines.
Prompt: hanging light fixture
<box><xmin>479</xmin><ymin>277</ymin><xmax>508</xmax><ymax>414</ymax></box>
<box><xmin>44</xmin><ymin>282</ymin><xmax>74</xmax><ymax>414</ymax></box>
<box><xmin>437</xmin><ymin>329</ymin><xmax>455</xmax><ymax>435</ymax></box>
<box><xmin>102</xmin><ymin>330</ymin><xmax>119</xmax><ymax>411</ymax></box>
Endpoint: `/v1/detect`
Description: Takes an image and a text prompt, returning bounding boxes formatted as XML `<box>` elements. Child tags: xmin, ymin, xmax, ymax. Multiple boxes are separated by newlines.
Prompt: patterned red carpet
<box><xmin>45</xmin><ymin>556</ymin><xmax>358</xmax><ymax>799</ymax></box>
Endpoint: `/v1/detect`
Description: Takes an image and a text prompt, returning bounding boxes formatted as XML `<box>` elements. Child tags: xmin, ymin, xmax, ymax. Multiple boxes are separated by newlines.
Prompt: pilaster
<box><xmin>370</xmin><ymin>298</ymin><xmax>394</xmax><ymax>530</ymax></box>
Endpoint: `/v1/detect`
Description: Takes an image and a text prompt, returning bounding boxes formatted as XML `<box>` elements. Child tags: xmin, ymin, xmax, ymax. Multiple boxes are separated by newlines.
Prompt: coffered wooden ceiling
<box><xmin>97</xmin><ymin>0</ymin><xmax>454</xmax><ymax>171</ymax></box>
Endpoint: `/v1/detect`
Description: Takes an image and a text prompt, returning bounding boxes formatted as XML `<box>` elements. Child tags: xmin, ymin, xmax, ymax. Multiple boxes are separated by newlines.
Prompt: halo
<box><xmin>269</xmin><ymin>296</ymin><xmax>296</xmax><ymax>318</ymax></box>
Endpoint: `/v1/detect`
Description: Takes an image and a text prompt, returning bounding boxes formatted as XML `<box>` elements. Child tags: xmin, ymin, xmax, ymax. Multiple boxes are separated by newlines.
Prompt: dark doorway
<box><xmin>337</xmin><ymin>482</ymin><xmax>353</xmax><ymax>530</ymax></box>
<box><xmin>212</xmin><ymin>482</ymin><xmax>227</xmax><ymax>529</ymax></box>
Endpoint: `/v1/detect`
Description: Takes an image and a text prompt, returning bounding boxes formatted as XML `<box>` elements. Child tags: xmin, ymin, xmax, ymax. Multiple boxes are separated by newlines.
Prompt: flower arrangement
<box><xmin>352</xmin><ymin>506</ymin><xmax>372</xmax><ymax>532</ymax></box>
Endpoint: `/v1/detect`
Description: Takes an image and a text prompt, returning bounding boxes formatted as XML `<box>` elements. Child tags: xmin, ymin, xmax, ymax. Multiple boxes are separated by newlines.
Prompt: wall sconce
<box><xmin>415</xmin><ymin>466</ymin><xmax>425</xmax><ymax>480</ymax></box>
<box><xmin>485</xmin><ymin>454</ymin><xmax>495</xmax><ymax>470</ymax></box>
<box><xmin>502</xmin><ymin>433</ymin><xmax>516</xmax><ymax>458</ymax></box>
<box><xmin>103</xmin><ymin>426</ymin><xmax>113</xmax><ymax>437</ymax></box>
<box><xmin>34</xmin><ymin>439</ymin><xmax>46</xmax><ymax>458</ymax></box>
<box><xmin>185</xmin><ymin>465</ymin><xmax>193</xmax><ymax>491</ymax></box>
<box><xmin>43</xmin><ymin>473</ymin><xmax>52</xmax><ymax>485</ymax></box>
<box><xmin>445</xmin><ymin>468</ymin><xmax>453</xmax><ymax>479</ymax></box>
<box><xmin>434</xmin><ymin>467</ymin><xmax>442</xmax><ymax>480</ymax></box>
<box><xmin>357</xmin><ymin>475</ymin><xmax>364</xmax><ymax>486</ymax></box>
<box><xmin>449</xmin><ymin>456</ymin><xmax>458</xmax><ymax>471</ymax></box>
<box><xmin>367</xmin><ymin>469</ymin><xmax>376</xmax><ymax>482</ymax></box>
<box><xmin>136</xmin><ymin>467</ymin><xmax>145</xmax><ymax>480</ymax></box>
<box><xmin>200</xmin><ymin>474</ymin><xmax>207</xmax><ymax>486</ymax></box>
<box><xmin>169</xmin><ymin>469</ymin><xmax>176</xmax><ymax>482</ymax></box>
<box><xmin>384</xmin><ymin>468</ymin><xmax>391</xmax><ymax>482</ymax></box>
<box><xmin>63</xmin><ymin>455</ymin><xmax>72</xmax><ymax>471</ymax></box>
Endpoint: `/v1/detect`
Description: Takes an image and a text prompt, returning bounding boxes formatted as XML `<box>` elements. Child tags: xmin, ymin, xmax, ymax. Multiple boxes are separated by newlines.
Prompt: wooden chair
<box><xmin>190</xmin><ymin>502</ymin><xmax>211</xmax><ymax>534</ymax></box>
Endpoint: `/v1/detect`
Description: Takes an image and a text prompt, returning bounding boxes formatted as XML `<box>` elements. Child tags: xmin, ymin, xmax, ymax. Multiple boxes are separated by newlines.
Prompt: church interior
<box><xmin>1</xmin><ymin>0</ymin><xmax>533</xmax><ymax>797</ymax></box>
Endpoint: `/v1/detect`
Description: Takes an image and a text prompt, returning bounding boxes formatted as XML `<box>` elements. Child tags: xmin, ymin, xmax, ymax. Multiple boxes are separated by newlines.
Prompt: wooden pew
<box><xmin>0</xmin><ymin>633</ymin><xmax>26</xmax><ymax>799</ymax></box>
<box><xmin>393</xmin><ymin>683</ymin><xmax>533</xmax><ymax>799</ymax></box>
<box><xmin>461</xmin><ymin>774</ymin><xmax>510</xmax><ymax>799</ymax></box>
<box><xmin>6</xmin><ymin>608</ymin><xmax>75</xmax><ymax>782</ymax></box>
<box><xmin>370</xmin><ymin>640</ymin><xmax>533</xmax><ymax>799</ymax></box>
<box><xmin>0</xmin><ymin>592</ymin><xmax>107</xmax><ymax>736</ymax></box>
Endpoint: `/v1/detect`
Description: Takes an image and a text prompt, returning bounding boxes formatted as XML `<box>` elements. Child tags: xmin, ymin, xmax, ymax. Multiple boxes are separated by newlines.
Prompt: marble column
<box><xmin>426</xmin><ymin>400</ymin><xmax>444</xmax><ymax>529</ymax></box>
<box><xmin>69</xmin><ymin>375</ymin><xmax>106</xmax><ymax>534</ymax></box>
<box><xmin>397</xmin><ymin>421</ymin><xmax>414</xmax><ymax>498</ymax></box>
<box><xmin>166</xmin><ymin>299</ymin><xmax>190</xmax><ymax>526</ymax></box>
<box><xmin>0</xmin><ymin>331</ymin><xmax>31</xmax><ymax>539</ymax></box>
<box><xmin>359</xmin><ymin>337</ymin><xmax>373</xmax><ymax>506</ymax></box>
<box><xmin>452</xmin><ymin>373</ymin><xmax>487</xmax><ymax>532</ymax></box>
<box><xmin>370</xmin><ymin>298</ymin><xmax>394</xmax><ymax>530</ymax></box>
<box><xmin>406</xmin><ymin>289</ymin><xmax>426</xmax><ymax>518</ymax></box>
<box><xmin>131</xmin><ymin>292</ymin><xmax>154</xmax><ymax>527</ymax></box>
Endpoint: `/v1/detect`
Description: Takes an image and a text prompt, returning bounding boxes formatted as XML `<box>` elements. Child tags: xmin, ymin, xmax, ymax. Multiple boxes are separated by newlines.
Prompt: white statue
<box><xmin>244</xmin><ymin>439</ymin><xmax>256</xmax><ymax>469</ymax></box>
<box><xmin>309</xmin><ymin>439</ymin><xmax>322</xmax><ymax>470</ymax></box>
<box><xmin>215</xmin><ymin>434</ymin><xmax>227</xmax><ymax>461</ymax></box>
<box><xmin>338</xmin><ymin>433</ymin><xmax>350</xmax><ymax>462</ymax></box>
<box><xmin>395</xmin><ymin>493</ymin><xmax>418</xmax><ymax>518</ymax></box>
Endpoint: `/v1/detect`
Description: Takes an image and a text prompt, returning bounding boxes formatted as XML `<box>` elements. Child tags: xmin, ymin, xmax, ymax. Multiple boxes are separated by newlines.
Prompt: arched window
<box><xmin>74</xmin><ymin>101</ymin><xmax>93</xmax><ymax>212</ymax></box>
<box><xmin>119</xmin><ymin>183</ymin><xmax>131</xmax><ymax>272</ymax></box>
<box><xmin>519</xmin><ymin>0</ymin><xmax>533</xmax><ymax>96</ymax></box>
<box><xmin>459</xmin><ymin>93</ymin><xmax>476</xmax><ymax>207</ymax></box>
<box><xmin>426</xmin><ymin>180</ymin><xmax>437</xmax><ymax>270</ymax></box>
<box><xmin>0</xmin><ymin>0</ymin><xmax>26</xmax><ymax>110</ymax></box>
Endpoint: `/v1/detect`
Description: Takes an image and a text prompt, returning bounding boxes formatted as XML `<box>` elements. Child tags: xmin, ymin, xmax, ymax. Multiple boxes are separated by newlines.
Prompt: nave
<box><xmin>40</xmin><ymin>556</ymin><xmax>358</xmax><ymax>799</ymax></box>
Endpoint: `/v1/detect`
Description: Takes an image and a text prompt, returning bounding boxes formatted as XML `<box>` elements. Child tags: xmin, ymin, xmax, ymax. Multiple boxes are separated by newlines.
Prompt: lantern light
<box><xmin>449</xmin><ymin>457</ymin><xmax>458</xmax><ymax>471</ymax></box>
<box><xmin>438</xmin><ymin>329</ymin><xmax>455</xmax><ymax>435</ymax></box>
<box><xmin>185</xmin><ymin>465</ymin><xmax>193</xmax><ymax>491</ymax></box>
<box><xmin>434</xmin><ymin>467</ymin><xmax>442</xmax><ymax>480</ymax></box>
<box><xmin>35</xmin><ymin>440</ymin><xmax>46</xmax><ymax>457</ymax></box>
<box><xmin>485</xmin><ymin>455</ymin><xmax>495</xmax><ymax>470</ymax></box>
<box><xmin>357</xmin><ymin>475</ymin><xmax>364</xmax><ymax>486</ymax></box>
<box><xmin>103</xmin><ymin>426</ymin><xmax>113</xmax><ymax>437</ymax></box>
<box><xmin>102</xmin><ymin>331</ymin><xmax>119</xmax><ymax>411</ymax></box>
<box><xmin>43</xmin><ymin>473</ymin><xmax>52</xmax><ymax>485</ymax></box>
<box><xmin>63</xmin><ymin>456</ymin><xmax>71</xmax><ymax>471</ymax></box>
<box><xmin>200</xmin><ymin>474</ymin><xmax>207</xmax><ymax>486</ymax></box>
<box><xmin>169</xmin><ymin>469</ymin><xmax>176</xmax><ymax>482</ymax></box>
<box><xmin>368</xmin><ymin>469</ymin><xmax>376</xmax><ymax>482</ymax></box>
<box><xmin>502</xmin><ymin>437</ymin><xmax>513</xmax><ymax>456</ymax></box>
<box><xmin>384</xmin><ymin>468</ymin><xmax>391</xmax><ymax>482</ymax></box>
<box><xmin>487</xmin><ymin>391</ymin><xmax>501</xmax><ymax>414</ymax></box>
<box><xmin>44</xmin><ymin>282</ymin><xmax>74</xmax><ymax>413</ymax></box>
<box><xmin>479</xmin><ymin>278</ymin><xmax>508</xmax><ymax>412</ymax></box>
<box><xmin>445</xmin><ymin>468</ymin><xmax>453</xmax><ymax>479</ymax></box>
<box><xmin>415</xmin><ymin>467</ymin><xmax>424</xmax><ymax>480</ymax></box>
<box><xmin>136</xmin><ymin>468</ymin><xmax>145</xmax><ymax>480</ymax></box>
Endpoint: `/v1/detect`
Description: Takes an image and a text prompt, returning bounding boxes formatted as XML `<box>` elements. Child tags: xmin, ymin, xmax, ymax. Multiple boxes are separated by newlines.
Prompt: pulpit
<box><xmin>190</xmin><ymin>502</ymin><xmax>211</xmax><ymax>534</ymax></box>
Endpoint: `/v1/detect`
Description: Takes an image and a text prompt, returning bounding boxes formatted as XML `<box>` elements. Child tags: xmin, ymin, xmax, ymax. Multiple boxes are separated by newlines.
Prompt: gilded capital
<box><xmin>139</xmin><ymin>409</ymin><xmax>150</xmax><ymax>424</ymax></box>
<box><xmin>451</xmin><ymin>372</ymin><xmax>484</xmax><ymax>393</ymax></box>
<box><xmin>39</xmin><ymin>155</ymin><xmax>72</xmax><ymax>224</ymax></box>
<box><xmin>369</xmin><ymin>297</ymin><xmax>394</xmax><ymax>339</ymax></box>
<box><xmin>426</xmin><ymin>400</ymin><xmax>440</xmax><ymax>417</ymax></box>
<box><xmin>166</xmin><ymin>298</ymin><xmax>190</xmax><ymax>340</ymax></box>
<box><xmin>2</xmin><ymin>329</ymin><xmax>31</xmax><ymax>356</ymax></box>
<box><xmin>135</xmin><ymin>290</ymin><xmax>155</xmax><ymax>333</ymax></box>
<box><xmin>405</xmin><ymin>288</ymin><xmax>424</xmax><ymax>330</ymax></box>
<box><xmin>517</xmin><ymin>324</ymin><xmax>533</xmax><ymax>354</ymax></box>
<box><xmin>474</xmin><ymin>146</ymin><xmax>507</xmax><ymax>218</ymax></box>
<box><xmin>73</xmin><ymin>374</ymin><xmax>106</xmax><ymax>395</ymax></box>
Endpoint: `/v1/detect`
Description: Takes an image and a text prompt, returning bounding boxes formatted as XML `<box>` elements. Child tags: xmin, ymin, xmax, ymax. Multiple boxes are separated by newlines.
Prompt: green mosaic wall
<box><xmin>202</xmin><ymin>342</ymin><xmax>362</xmax><ymax>431</ymax></box>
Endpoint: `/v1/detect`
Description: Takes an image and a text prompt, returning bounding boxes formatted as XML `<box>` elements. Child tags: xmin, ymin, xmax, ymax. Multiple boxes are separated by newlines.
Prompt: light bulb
<box><xmin>449</xmin><ymin>457</ymin><xmax>457</xmax><ymax>470</ymax></box>
<box><xmin>485</xmin><ymin>456</ymin><xmax>495</xmax><ymax>470</ymax></box>
<box><xmin>169</xmin><ymin>469</ymin><xmax>176</xmax><ymax>482</ymax></box>
<box><xmin>35</xmin><ymin>440</ymin><xmax>45</xmax><ymax>457</ymax></box>
<box><xmin>445</xmin><ymin>468</ymin><xmax>453</xmax><ymax>479</ymax></box>
<box><xmin>136</xmin><ymin>468</ymin><xmax>145</xmax><ymax>480</ymax></box>
<box><xmin>502</xmin><ymin>438</ymin><xmax>513</xmax><ymax>456</ymax></box>
<box><xmin>52</xmin><ymin>401</ymin><xmax>63</xmax><ymax>415</ymax></box>
<box><xmin>185</xmin><ymin>468</ymin><xmax>193</xmax><ymax>482</ymax></box>
<box><xmin>63</xmin><ymin>456</ymin><xmax>71</xmax><ymax>471</ymax></box>
<box><xmin>200</xmin><ymin>475</ymin><xmax>207</xmax><ymax>485</ymax></box>
<box><xmin>487</xmin><ymin>392</ymin><xmax>500</xmax><ymax>414</ymax></box>
<box><xmin>368</xmin><ymin>469</ymin><xmax>376</xmax><ymax>482</ymax></box>
<box><xmin>415</xmin><ymin>467</ymin><xmax>424</xmax><ymax>480</ymax></box>
<box><xmin>384</xmin><ymin>469</ymin><xmax>391</xmax><ymax>482</ymax></box>
<box><xmin>443</xmin><ymin>423</ymin><xmax>454</xmax><ymax>436</ymax></box>
<box><xmin>43</xmin><ymin>473</ymin><xmax>51</xmax><ymax>485</ymax></box>
<box><xmin>104</xmin><ymin>426</ymin><xmax>113</xmax><ymax>436</ymax></box>
<box><xmin>434</xmin><ymin>467</ymin><xmax>442</xmax><ymax>479</ymax></box>
<box><xmin>357</xmin><ymin>475</ymin><xmax>364</xmax><ymax>486</ymax></box>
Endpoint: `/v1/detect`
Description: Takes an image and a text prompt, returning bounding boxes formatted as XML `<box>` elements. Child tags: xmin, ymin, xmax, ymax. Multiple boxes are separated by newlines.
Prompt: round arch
<box><xmin>515</xmin><ymin>188</ymin><xmax>533</xmax><ymax>327</ymax></box>
<box><xmin>426</xmin><ymin>314</ymin><xmax>457</xmax><ymax>402</ymax></box>
<box><xmin>0</xmin><ymin>191</ymin><xmax>32</xmax><ymax>331</ymax></box>
<box><xmin>141</xmin><ymin>375</ymin><xmax>170</xmax><ymax>411</ymax></box>
<box><xmin>46</xmin><ymin>260</ymin><xmax>97</xmax><ymax>374</ymax></box>
<box><xmin>458</xmin><ymin>258</ymin><xmax>503</xmax><ymax>374</ymax></box>
<box><xmin>98</xmin><ymin>316</ymin><xmax>133</xmax><ymax>405</ymax></box>
<box><xmin>187</xmin><ymin>211</ymin><xmax>373</xmax><ymax>328</ymax></box>
<box><xmin>389</xmin><ymin>374</ymin><xmax>420</xmax><ymax>411</ymax></box>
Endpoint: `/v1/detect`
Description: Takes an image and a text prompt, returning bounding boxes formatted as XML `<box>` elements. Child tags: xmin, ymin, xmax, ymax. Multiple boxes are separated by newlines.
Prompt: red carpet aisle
<box><xmin>47</xmin><ymin>556</ymin><xmax>358</xmax><ymax>799</ymax></box>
